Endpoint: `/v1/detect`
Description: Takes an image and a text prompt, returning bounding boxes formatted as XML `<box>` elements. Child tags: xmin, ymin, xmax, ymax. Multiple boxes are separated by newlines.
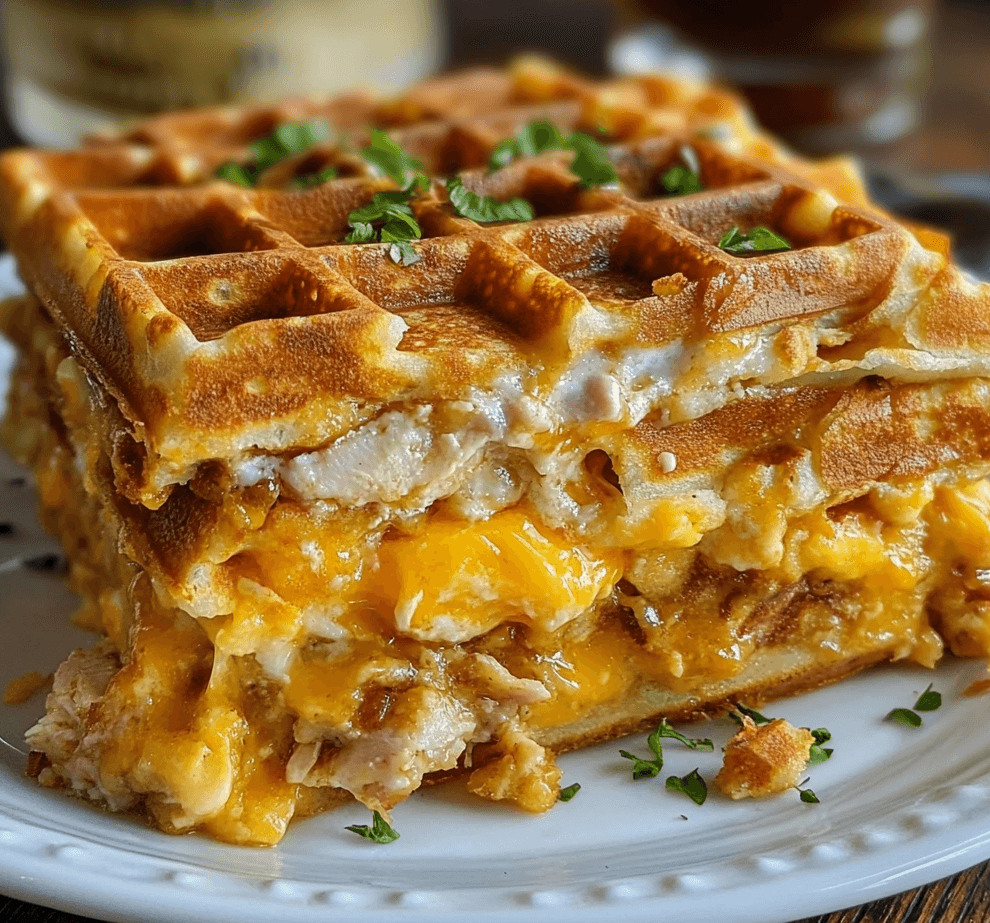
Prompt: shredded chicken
<box><xmin>310</xmin><ymin>686</ymin><xmax>477</xmax><ymax>812</ymax></box>
<box><xmin>461</xmin><ymin>654</ymin><xmax>551</xmax><ymax>705</ymax></box>
<box><xmin>24</xmin><ymin>640</ymin><xmax>133</xmax><ymax>810</ymax></box>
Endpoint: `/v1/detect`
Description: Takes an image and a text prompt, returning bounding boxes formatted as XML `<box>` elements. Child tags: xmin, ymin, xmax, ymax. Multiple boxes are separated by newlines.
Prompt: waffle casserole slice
<box><xmin>2</xmin><ymin>58</ymin><xmax>990</xmax><ymax>844</ymax></box>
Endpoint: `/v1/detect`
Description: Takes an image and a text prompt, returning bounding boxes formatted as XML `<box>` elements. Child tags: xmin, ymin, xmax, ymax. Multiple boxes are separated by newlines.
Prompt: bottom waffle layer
<box><xmin>5</xmin><ymin>298</ymin><xmax>990</xmax><ymax>844</ymax></box>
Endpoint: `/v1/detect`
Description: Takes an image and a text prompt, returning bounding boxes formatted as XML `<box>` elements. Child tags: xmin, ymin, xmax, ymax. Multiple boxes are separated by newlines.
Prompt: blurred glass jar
<box><xmin>0</xmin><ymin>0</ymin><xmax>442</xmax><ymax>147</ymax></box>
<box><xmin>609</xmin><ymin>0</ymin><xmax>936</xmax><ymax>154</ymax></box>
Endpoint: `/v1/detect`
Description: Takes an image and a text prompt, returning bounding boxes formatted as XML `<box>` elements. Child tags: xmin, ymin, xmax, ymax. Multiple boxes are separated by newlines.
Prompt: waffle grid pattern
<box><xmin>0</xmin><ymin>60</ymin><xmax>914</xmax><ymax>449</ymax></box>
<box><xmin>44</xmin><ymin>128</ymin><xmax>900</xmax><ymax>341</ymax></box>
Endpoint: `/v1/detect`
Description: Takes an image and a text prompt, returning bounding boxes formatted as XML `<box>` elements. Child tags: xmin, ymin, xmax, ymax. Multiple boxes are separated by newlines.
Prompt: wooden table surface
<box><xmin>1</xmin><ymin>2</ymin><xmax>989</xmax><ymax>922</ymax></box>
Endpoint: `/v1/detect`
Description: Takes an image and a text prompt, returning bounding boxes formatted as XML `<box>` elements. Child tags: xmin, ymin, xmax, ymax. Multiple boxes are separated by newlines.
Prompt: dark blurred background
<box><xmin>446</xmin><ymin>0</ymin><xmax>990</xmax><ymax>174</ymax></box>
<box><xmin>0</xmin><ymin>0</ymin><xmax>987</xmax><ymax>174</ymax></box>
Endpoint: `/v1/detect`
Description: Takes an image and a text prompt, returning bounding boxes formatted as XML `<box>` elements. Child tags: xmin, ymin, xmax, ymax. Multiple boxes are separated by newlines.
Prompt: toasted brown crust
<box><xmin>2</xmin><ymin>57</ymin><xmax>986</xmax><ymax>510</ymax></box>
<box><xmin>536</xmin><ymin>649</ymin><xmax>889</xmax><ymax>753</ymax></box>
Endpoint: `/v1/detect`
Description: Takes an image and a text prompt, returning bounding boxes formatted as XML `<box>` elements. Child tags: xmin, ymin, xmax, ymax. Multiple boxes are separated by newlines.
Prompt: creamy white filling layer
<box><xmin>230</xmin><ymin>342</ymin><xmax>692</xmax><ymax>500</ymax></box>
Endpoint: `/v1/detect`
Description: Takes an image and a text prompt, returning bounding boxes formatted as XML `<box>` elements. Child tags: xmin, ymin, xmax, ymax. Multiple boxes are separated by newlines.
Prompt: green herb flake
<box><xmin>619</xmin><ymin>724</ymin><xmax>665</xmax><ymax>779</ymax></box>
<box><xmin>252</xmin><ymin>120</ymin><xmax>332</xmax><ymax>173</ymax></box>
<box><xmin>348</xmin><ymin>190</ymin><xmax>416</xmax><ymax>224</ymax></box>
<box><xmin>344</xmin><ymin>221</ymin><xmax>376</xmax><ymax>244</ymax></box>
<box><xmin>489</xmin><ymin>139</ymin><xmax>518</xmax><ymax>171</ymax></box>
<box><xmin>656</xmin><ymin>718</ymin><xmax>714</xmax><ymax>752</ymax></box>
<box><xmin>446</xmin><ymin>176</ymin><xmax>534</xmax><ymax>224</ymax></box>
<box><xmin>567</xmin><ymin>131</ymin><xmax>618</xmax><ymax>188</ymax></box>
<box><xmin>665</xmin><ymin>769</ymin><xmax>708</xmax><ymax>806</ymax></box>
<box><xmin>215</xmin><ymin>119</ymin><xmax>332</xmax><ymax>186</ymax></box>
<box><xmin>795</xmin><ymin>777</ymin><xmax>820</xmax><ymax>804</ymax></box>
<box><xmin>914</xmin><ymin>684</ymin><xmax>942</xmax><ymax>712</ymax></box>
<box><xmin>215</xmin><ymin>161</ymin><xmax>254</xmax><ymax>187</ymax></box>
<box><xmin>662</xmin><ymin>165</ymin><xmax>702</xmax><ymax>196</ymax></box>
<box><xmin>886</xmin><ymin>707</ymin><xmax>923</xmax><ymax>728</ymax></box>
<box><xmin>381</xmin><ymin>209</ymin><xmax>421</xmax><ymax>240</ymax></box>
<box><xmin>290</xmin><ymin>165</ymin><xmax>338</xmax><ymax>189</ymax></box>
<box><xmin>808</xmin><ymin>727</ymin><xmax>833</xmax><ymax>764</ymax></box>
<box><xmin>731</xmin><ymin>703</ymin><xmax>772</xmax><ymax>726</ymax></box>
<box><xmin>345</xmin><ymin>810</ymin><xmax>400</xmax><ymax>844</ymax></box>
<box><xmin>558</xmin><ymin>783</ymin><xmax>581</xmax><ymax>802</ymax></box>
<box><xmin>488</xmin><ymin>119</ymin><xmax>567</xmax><ymax>169</ymax></box>
<box><xmin>360</xmin><ymin>129</ymin><xmax>428</xmax><ymax>190</ymax></box>
<box><xmin>346</xmin><ymin>192</ymin><xmax>418</xmax><ymax>229</ymax></box>
<box><xmin>384</xmin><ymin>240</ymin><xmax>421</xmax><ymax>266</ymax></box>
<box><xmin>808</xmin><ymin>745</ymin><xmax>834</xmax><ymax>766</ymax></box>
<box><xmin>379</xmin><ymin>213</ymin><xmax>420</xmax><ymax>241</ymax></box>
<box><xmin>619</xmin><ymin>719</ymin><xmax>713</xmax><ymax>780</ymax></box>
<box><xmin>516</xmin><ymin>119</ymin><xmax>567</xmax><ymax>158</ymax></box>
<box><xmin>344</xmin><ymin>189</ymin><xmax>423</xmax><ymax>264</ymax></box>
<box><xmin>661</xmin><ymin>146</ymin><xmax>703</xmax><ymax>195</ymax></box>
<box><xmin>488</xmin><ymin>120</ymin><xmax>617</xmax><ymax>188</ymax></box>
<box><xmin>718</xmin><ymin>226</ymin><xmax>792</xmax><ymax>255</ymax></box>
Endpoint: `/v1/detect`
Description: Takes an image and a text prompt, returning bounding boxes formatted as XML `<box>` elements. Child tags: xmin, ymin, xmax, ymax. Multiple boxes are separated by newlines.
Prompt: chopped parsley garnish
<box><xmin>345</xmin><ymin>190</ymin><xmax>422</xmax><ymax>266</ymax></box>
<box><xmin>215</xmin><ymin>119</ymin><xmax>332</xmax><ymax>186</ymax></box>
<box><xmin>661</xmin><ymin>145</ymin><xmax>703</xmax><ymax>195</ymax></box>
<box><xmin>808</xmin><ymin>727</ymin><xmax>834</xmax><ymax>765</ymax></box>
<box><xmin>662</xmin><ymin>165</ymin><xmax>702</xmax><ymax>195</ymax></box>
<box><xmin>215</xmin><ymin>161</ymin><xmax>254</xmax><ymax>187</ymax></box>
<box><xmin>446</xmin><ymin>176</ymin><xmax>534</xmax><ymax>224</ymax></box>
<box><xmin>665</xmin><ymin>769</ymin><xmax>708</xmax><ymax>805</ymax></box>
<box><xmin>344</xmin><ymin>133</ymin><xmax>432</xmax><ymax>264</ymax></box>
<box><xmin>886</xmin><ymin>687</ymin><xmax>941</xmax><ymax>727</ymax></box>
<box><xmin>886</xmin><ymin>707</ymin><xmax>924</xmax><ymax>727</ymax></box>
<box><xmin>619</xmin><ymin>719</ymin><xmax>713</xmax><ymax>780</ymax></box>
<box><xmin>730</xmin><ymin>703</ymin><xmax>772</xmax><ymax>726</ymax></box>
<box><xmin>796</xmin><ymin>778</ymin><xmax>820</xmax><ymax>804</ymax></box>
<box><xmin>567</xmin><ymin>132</ymin><xmax>619</xmax><ymax>188</ymax></box>
<box><xmin>656</xmin><ymin>718</ymin><xmax>714</xmax><ymax>752</ymax></box>
<box><xmin>620</xmin><ymin>725</ymin><xmax>665</xmax><ymax>779</ymax></box>
<box><xmin>346</xmin><ymin>191</ymin><xmax>420</xmax><ymax>236</ymax></box>
<box><xmin>490</xmin><ymin>119</ymin><xmax>565</xmax><ymax>168</ymax></box>
<box><xmin>345</xmin><ymin>810</ymin><xmax>400</xmax><ymax>844</ymax></box>
<box><xmin>359</xmin><ymin>128</ymin><xmax>429</xmax><ymax>191</ymax></box>
<box><xmin>252</xmin><ymin>120</ymin><xmax>331</xmax><ymax>172</ymax></box>
<box><xmin>558</xmin><ymin>783</ymin><xmax>581</xmax><ymax>802</ymax></box>
<box><xmin>488</xmin><ymin>120</ymin><xmax>618</xmax><ymax>188</ymax></box>
<box><xmin>290</xmin><ymin>165</ymin><xmax>339</xmax><ymax>189</ymax></box>
<box><xmin>718</xmin><ymin>226</ymin><xmax>791</xmax><ymax>254</ymax></box>
<box><xmin>384</xmin><ymin>240</ymin><xmax>420</xmax><ymax>266</ymax></box>
<box><xmin>914</xmin><ymin>684</ymin><xmax>942</xmax><ymax>712</ymax></box>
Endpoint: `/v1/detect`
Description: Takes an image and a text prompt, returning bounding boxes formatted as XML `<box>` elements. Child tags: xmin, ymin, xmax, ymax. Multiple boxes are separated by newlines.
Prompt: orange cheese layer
<box><xmin>374</xmin><ymin>510</ymin><xmax>623</xmax><ymax>642</ymax></box>
<box><xmin>230</xmin><ymin>486</ymin><xmax>969</xmax><ymax>738</ymax></box>
<box><xmin>18</xmin><ymin>354</ymin><xmax>990</xmax><ymax>845</ymax></box>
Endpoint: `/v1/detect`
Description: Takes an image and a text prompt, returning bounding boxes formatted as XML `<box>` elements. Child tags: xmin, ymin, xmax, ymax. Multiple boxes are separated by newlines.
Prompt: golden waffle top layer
<box><xmin>4</xmin><ymin>57</ymin><xmax>990</xmax><ymax>846</ymax></box>
<box><xmin>3</xmin><ymin>55</ymin><xmax>983</xmax><ymax>513</ymax></box>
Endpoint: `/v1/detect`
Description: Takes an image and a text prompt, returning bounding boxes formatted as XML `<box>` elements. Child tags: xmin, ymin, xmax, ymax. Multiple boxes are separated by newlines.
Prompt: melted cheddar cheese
<box><xmin>374</xmin><ymin>509</ymin><xmax>623</xmax><ymax>642</ymax></box>
<box><xmin>17</xmin><ymin>353</ymin><xmax>990</xmax><ymax>845</ymax></box>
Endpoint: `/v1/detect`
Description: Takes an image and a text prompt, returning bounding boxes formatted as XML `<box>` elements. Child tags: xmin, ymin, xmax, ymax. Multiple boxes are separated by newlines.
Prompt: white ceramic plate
<box><xmin>1</xmin><ymin>255</ymin><xmax>990</xmax><ymax>923</ymax></box>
